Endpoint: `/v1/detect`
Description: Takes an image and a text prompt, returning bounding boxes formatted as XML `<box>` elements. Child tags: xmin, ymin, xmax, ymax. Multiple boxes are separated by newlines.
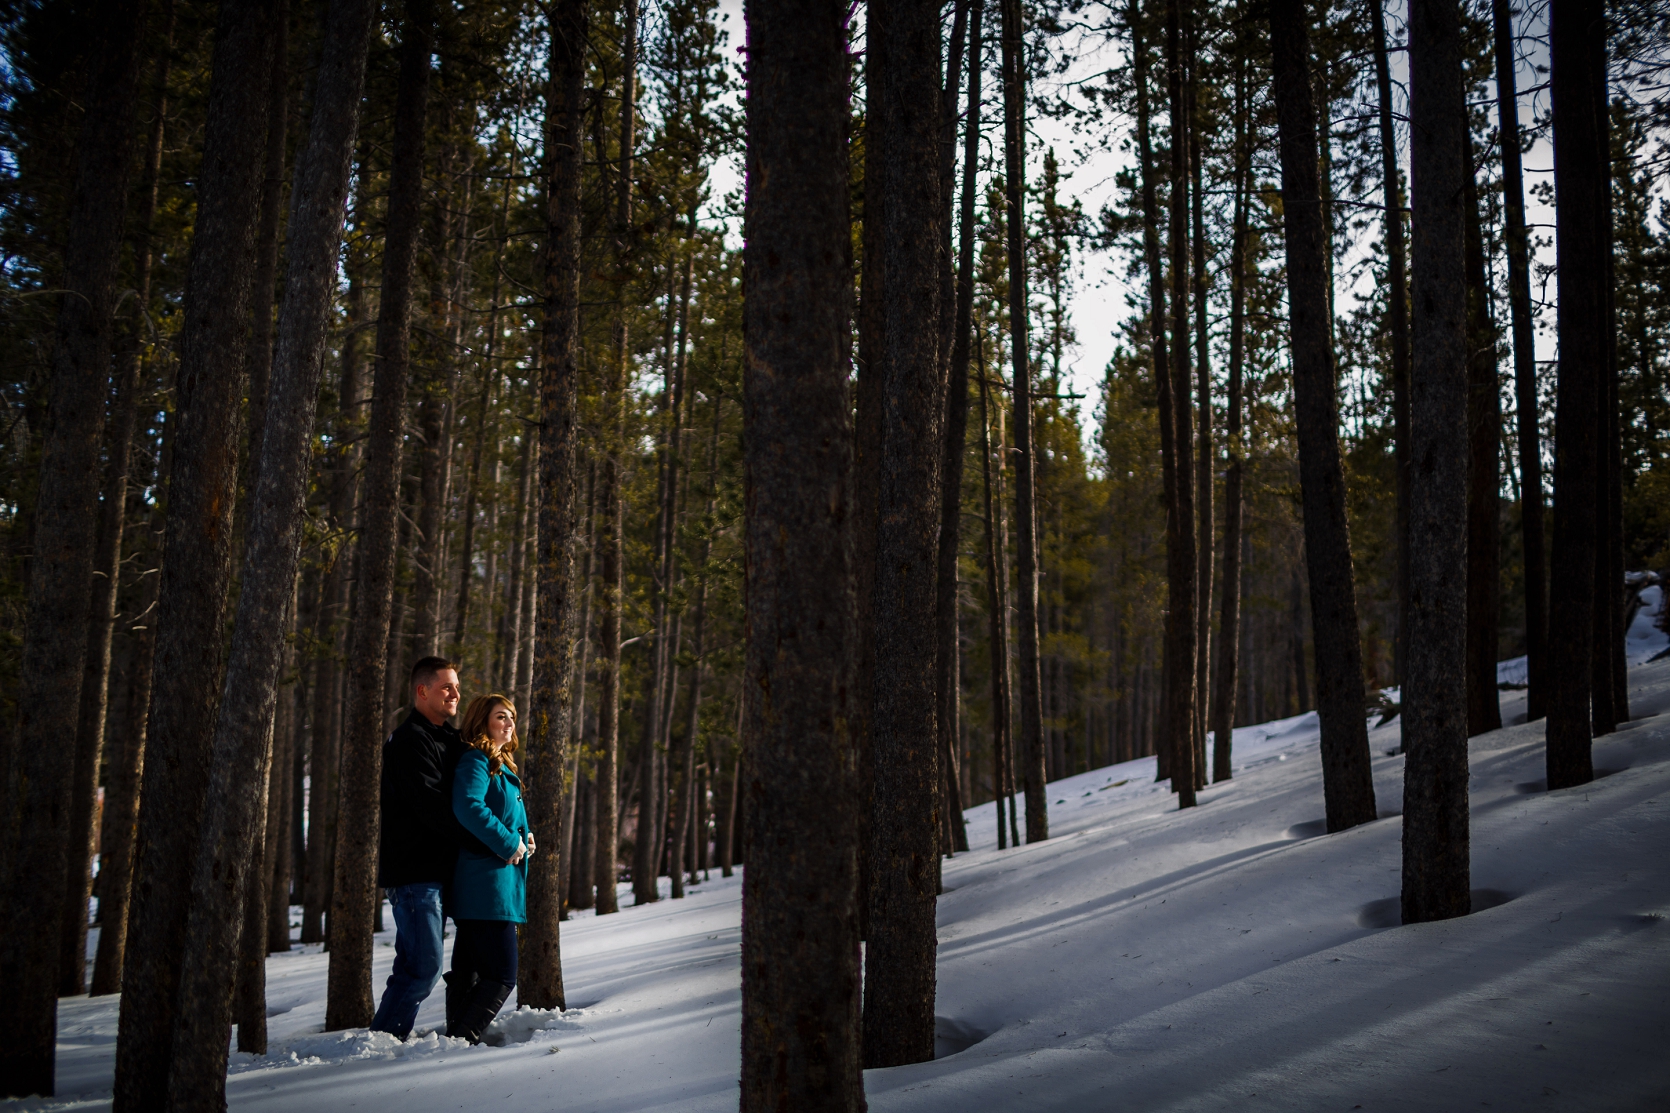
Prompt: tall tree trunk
<box><xmin>301</xmin><ymin>158</ymin><xmax>371</xmax><ymax>946</ymax></box>
<box><xmin>1544</xmin><ymin>0</ymin><xmax>1605</xmax><ymax>790</ymax></box>
<box><xmin>229</xmin><ymin>0</ymin><xmax>293</xmax><ymax>1054</ymax></box>
<box><xmin>268</xmin><ymin>641</ymin><xmax>308</xmax><ymax>953</ymax></box>
<box><xmin>1372</xmin><ymin>0</ymin><xmax>1414</xmax><ymax>692</ymax></box>
<box><xmin>863</xmin><ymin>0</ymin><xmax>943</xmax><ymax>1069</ymax></box>
<box><xmin>451</xmin><ymin>167</ymin><xmax>514</xmax><ymax>658</ymax></box>
<box><xmin>1130</xmin><ymin>2</ymin><xmax>1178</xmax><ymax>790</ymax></box>
<box><xmin>1463</xmin><ymin>132</ymin><xmax>1502</xmax><ymax>737</ymax></box>
<box><xmin>1400</xmin><ymin>0</ymin><xmax>1472</xmax><ymax>925</ymax></box>
<box><xmin>162</xmin><ymin>0</ymin><xmax>374</xmax><ymax>1094</ymax></box>
<box><xmin>112</xmin><ymin>0</ymin><xmax>274</xmax><ymax>1106</ymax></box>
<box><xmin>1591</xmin><ymin>72</ymin><xmax>1621</xmax><ymax>738</ymax></box>
<box><xmin>1187</xmin><ymin>3</ymin><xmax>1212</xmax><ymax>793</ymax></box>
<box><xmin>1001</xmin><ymin>0</ymin><xmax>1049</xmax><ymax>841</ymax></box>
<box><xmin>938</xmin><ymin>0</ymin><xmax>980</xmax><ymax>856</ymax></box>
<box><xmin>499</xmin><ymin>432</ymin><xmax>534</xmax><ymax>691</ymax></box>
<box><xmin>327</xmin><ymin>0</ymin><xmax>432</xmax><ymax>1031</ymax></box>
<box><xmin>1491</xmin><ymin>0</ymin><xmax>1546</xmax><ymax>720</ymax></box>
<box><xmin>0</xmin><ymin>0</ymin><xmax>151</xmax><ymax>1091</ymax></box>
<box><xmin>86</xmin><ymin>6</ymin><xmax>175</xmax><ymax>1000</ymax></box>
<box><xmin>1163</xmin><ymin>0</ymin><xmax>1200</xmax><ymax>807</ymax></box>
<box><xmin>240</xmin><ymin>0</ymin><xmax>292</xmax><ymax>514</ymax></box>
<box><xmin>668</xmin><ymin>399</ymin><xmax>721</xmax><ymax>899</ymax></box>
<box><xmin>852</xmin><ymin>0</ymin><xmax>889</xmax><ymax>941</ymax></box>
<box><xmin>593</xmin><ymin>394</ymin><xmax>622</xmax><ymax>915</ymax></box>
<box><xmin>90</xmin><ymin>578</ymin><xmax>156</xmax><ymax>998</ymax></box>
<box><xmin>738</xmin><ymin>0</ymin><xmax>863</xmax><ymax>1101</ymax></box>
<box><xmin>1266</xmin><ymin>0</ymin><xmax>1376</xmax><ymax>834</ymax></box>
<box><xmin>519</xmin><ymin>0</ymin><xmax>588</xmax><ymax>1009</ymax></box>
<box><xmin>1212</xmin><ymin>38</ymin><xmax>1249</xmax><ymax>785</ymax></box>
<box><xmin>60</xmin><ymin>140</ymin><xmax>164</xmax><ymax>1001</ymax></box>
<box><xmin>977</xmin><ymin>358</ymin><xmax>1013</xmax><ymax>851</ymax></box>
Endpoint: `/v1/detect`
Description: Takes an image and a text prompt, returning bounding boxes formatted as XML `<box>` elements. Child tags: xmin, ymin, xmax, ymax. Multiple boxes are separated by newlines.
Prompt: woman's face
<box><xmin>488</xmin><ymin>705</ymin><xmax>516</xmax><ymax>749</ymax></box>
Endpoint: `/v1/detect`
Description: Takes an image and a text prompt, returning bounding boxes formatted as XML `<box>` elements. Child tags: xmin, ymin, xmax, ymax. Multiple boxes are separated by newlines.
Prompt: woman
<box><xmin>445</xmin><ymin>693</ymin><xmax>536</xmax><ymax>1044</ymax></box>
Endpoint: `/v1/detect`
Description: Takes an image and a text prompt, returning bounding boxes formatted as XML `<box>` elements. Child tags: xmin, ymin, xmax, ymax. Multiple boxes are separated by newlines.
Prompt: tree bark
<box><xmin>977</xmin><ymin>358</ymin><xmax>1013</xmax><ymax>851</ymax></box>
<box><xmin>60</xmin><ymin>220</ymin><xmax>151</xmax><ymax>1000</ymax></box>
<box><xmin>1130</xmin><ymin>2</ymin><xmax>1178</xmax><ymax>790</ymax></box>
<box><xmin>1401</xmin><ymin>0</ymin><xmax>1472</xmax><ymax>925</ymax></box>
<box><xmin>519</xmin><ymin>0</ymin><xmax>588</xmax><ymax>1009</ymax></box>
<box><xmin>739</xmin><ymin>0</ymin><xmax>864</xmax><ymax>1103</ymax></box>
<box><xmin>863</xmin><ymin>0</ymin><xmax>944</xmax><ymax>1069</ymax></box>
<box><xmin>1266</xmin><ymin>0</ymin><xmax>1377</xmax><ymax>834</ymax></box>
<box><xmin>268</xmin><ymin>640</ymin><xmax>308</xmax><ymax>953</ymax></box>
<box><xmin>0</xmin><ymin>0</ymin><xmax>150</xmax><ymax>1091</ymax></box>
<box><xmin>1370</xmin><ymin>0</ymin><xmax>1414</xmax><ymax>693</ymax></box>
<box><xmin>1545</xmin><ymin>0</ymin><xmax>1605</xmax><ymax>790</ymax></box>
<box><xmin>1000</xmin><ymin>0</ymin><xmax>1049</xmax><ymax>841</ymax></box>
<box><xmin>1591</xmin><ymin>62</ymin><xmax>1621</xmax><ymax>738</ymax></box>
<box><xmin>938</xmin><ymin>0</ymin><xmax>980</xmax><ymax>856</ymax></box>
<box><xmin>1491</xmin><ymin>0</ymin><xmax>1546</xmax><ymax>721</ymax></box>
<box><xmin>1163</xmin><ymin>0</ymin><xmax>1200</xmax><ymax>807</ymax></box>
<box><xmin>161</xmin><ymin>0</ymin><xmax>374</xmax><ymax>1094</ymax></box>
<box><xmin>1463</xmin><ymin>132</ymin><xmax>1502</xmax><ymax>737</ymax></box>
<box><xmin>499</xmin><ymin>431</ymin><xmax>534</xmax><ymax>691</ymax></box>
<box><xmin>112</xmin><ymin>0</ymin><xmax>274</xmax><ymax>1106</ymax></box>
<box><xmin>240</xmin><ymin>0</ymin><xmax>292</xmax><ymax>513</ymax></box>
<box><xmin>1212</xmin><ymin>40</ymin><xmax>1249</xmax><ymax>784</ymax></box>
<box><xmin>327</xmin><ymin>0</ymin><xmax>432</xmax><ymax>1031</ymax></box>
<box><xmin>86</xmin><ymin>4</ymin><xmax>175</xmax><ymax>1001</ymax></box>
<box><xmin>1187</xmin><ymin>4</ymin><xmax>1212</xmax><ymax>792</ymax></box>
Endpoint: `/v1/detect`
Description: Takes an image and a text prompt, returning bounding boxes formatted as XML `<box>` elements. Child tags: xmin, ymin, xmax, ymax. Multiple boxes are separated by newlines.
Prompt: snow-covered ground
<box><xmin>12</xmin><ymin>591</ymin><xmax>1670</xmax><ymax>1111</ymax></box>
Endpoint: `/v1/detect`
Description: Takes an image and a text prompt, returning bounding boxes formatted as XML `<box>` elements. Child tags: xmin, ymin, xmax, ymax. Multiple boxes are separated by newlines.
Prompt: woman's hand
<box><xmin>508</xmin><ymin>837</ymin><xmax>527</xmax><ymax>866</ymax></box>
<box><xmin>525</xmin><ymin>831</ymin><xmax>537</xmax><ymax>857</ymax></box>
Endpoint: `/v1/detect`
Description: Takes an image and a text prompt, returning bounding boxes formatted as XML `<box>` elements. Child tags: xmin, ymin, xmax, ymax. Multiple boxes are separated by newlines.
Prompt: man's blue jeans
<box><xmin>369</xmin><ymin>882</ymin><xmax>444</xmax><ymax>1038</ymax></box>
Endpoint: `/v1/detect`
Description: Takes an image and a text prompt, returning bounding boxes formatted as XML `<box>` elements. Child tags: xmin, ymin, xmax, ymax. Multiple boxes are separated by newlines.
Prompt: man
<box><xmin>370</xmin><ymin>656</ymin><xmax>485</xmax><ymax>1038</ymax></box>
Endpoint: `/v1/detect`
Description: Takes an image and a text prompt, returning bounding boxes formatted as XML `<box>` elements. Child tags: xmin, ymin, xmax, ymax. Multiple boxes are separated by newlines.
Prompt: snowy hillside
<box><xmin>16</xmin><ymin>657</ymin><xmax>1670</xmax><ymax>1110</ymax></box>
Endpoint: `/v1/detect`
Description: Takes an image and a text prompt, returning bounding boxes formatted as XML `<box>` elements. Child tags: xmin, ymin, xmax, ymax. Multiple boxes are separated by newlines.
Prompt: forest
<box><xmin>0</xmin><ymin>0</ymin><xmax>1666</xmax><ymax>1105</ymax></box>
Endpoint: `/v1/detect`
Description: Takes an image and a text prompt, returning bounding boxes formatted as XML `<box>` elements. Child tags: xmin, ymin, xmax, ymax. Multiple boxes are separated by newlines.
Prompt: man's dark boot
<box><xmin>443</xmin><ymin>971</ymin><xmax>477</xmax><ymax>1038</ymax></box>
<box><xmin>452</xmin><ymin>980</ymin><xmax>514</xmax><ymax>1045</ymax></box>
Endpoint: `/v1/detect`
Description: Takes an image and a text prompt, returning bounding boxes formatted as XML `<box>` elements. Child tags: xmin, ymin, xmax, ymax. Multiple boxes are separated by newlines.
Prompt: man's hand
<box><xmin>508</xmin><ymin>837</ymin><xmax>527</xmax><ymax>866</ymax></box>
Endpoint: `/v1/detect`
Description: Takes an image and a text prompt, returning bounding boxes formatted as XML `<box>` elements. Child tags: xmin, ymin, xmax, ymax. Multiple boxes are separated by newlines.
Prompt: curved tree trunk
<box><xmin>112</xmin><ymin>1</ymin><xmax>275</xmax><ymax>1106</ymax></box>
<box><xmin>165</xmin><ymin>0</ymin><xmax>375</xmax><ymax>1092</ymax></box>
<box><xmin>327</xmin><ymin>0</ymin><xmax>432</xmax><ymax>1031</ymax></box>
<box><xmin>87</xmin><ymin>4</ymin><xmax>175</xmax><ymax>1001</ymax></box>
<box><xmin>1266</xmin><ymin>0</ymin><xmax>1376</xmax><ymax>834</ymax></box>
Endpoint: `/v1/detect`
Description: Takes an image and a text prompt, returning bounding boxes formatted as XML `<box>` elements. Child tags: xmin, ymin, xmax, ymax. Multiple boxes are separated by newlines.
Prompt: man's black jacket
<box><xmin>377</xmin><ymin>709</ymin><xmax>490</xmax><ymax>888</ymax></box>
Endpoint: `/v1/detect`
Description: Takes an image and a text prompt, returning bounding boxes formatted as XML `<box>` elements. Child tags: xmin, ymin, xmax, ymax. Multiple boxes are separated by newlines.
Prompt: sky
<box><xmin>698</xmin><ymin>0</ymin><xmax>1569</xmax><ymax>452</ymax></box>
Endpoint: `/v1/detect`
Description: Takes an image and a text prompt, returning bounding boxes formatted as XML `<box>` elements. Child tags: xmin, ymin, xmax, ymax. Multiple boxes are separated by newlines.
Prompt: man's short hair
<box><xmin>411</xmin><ymin>656</ymin><xmax>457</xmax><ymax>692</ymax></box>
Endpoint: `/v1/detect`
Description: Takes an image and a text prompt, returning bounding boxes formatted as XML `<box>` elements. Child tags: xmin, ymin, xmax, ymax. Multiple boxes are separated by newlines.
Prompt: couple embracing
<box><xmin>369</xmin><ymin>656</ymin><xmax>536</xmax><ymax>1045</ymax></box>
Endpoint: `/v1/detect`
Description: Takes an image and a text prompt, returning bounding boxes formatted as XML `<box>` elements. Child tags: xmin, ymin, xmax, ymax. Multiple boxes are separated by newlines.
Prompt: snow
<box><xmin>13</xmin><ymin>592</ymin><xmax>1670</xmax><ymax>1110</ymax></box>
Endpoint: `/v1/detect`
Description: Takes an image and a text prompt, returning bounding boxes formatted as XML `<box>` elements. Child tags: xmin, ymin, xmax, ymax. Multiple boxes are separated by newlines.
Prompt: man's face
<box><xmin>414</xmin><ymin>669</ymin><xmax>461</xmax><ymax>725</ymax></box>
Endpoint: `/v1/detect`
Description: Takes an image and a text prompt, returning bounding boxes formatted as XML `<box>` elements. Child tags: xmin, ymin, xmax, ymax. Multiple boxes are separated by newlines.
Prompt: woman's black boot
<box><xmin>443</xmin><ymin>971</ymin><xmax>477</xmax><ymax>1037</ymax></box>
<box><xmin>453</xmin><ymin>980</ymin><xmax>513</xmax><ymax>1045</ymax></box>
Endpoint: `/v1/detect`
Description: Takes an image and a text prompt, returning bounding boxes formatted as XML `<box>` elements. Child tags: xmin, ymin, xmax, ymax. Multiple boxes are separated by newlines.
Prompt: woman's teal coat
<box><xmin>449</xmin><ymin>748</ymin><xmax>528</xmax><ymax>923</ymax></box>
